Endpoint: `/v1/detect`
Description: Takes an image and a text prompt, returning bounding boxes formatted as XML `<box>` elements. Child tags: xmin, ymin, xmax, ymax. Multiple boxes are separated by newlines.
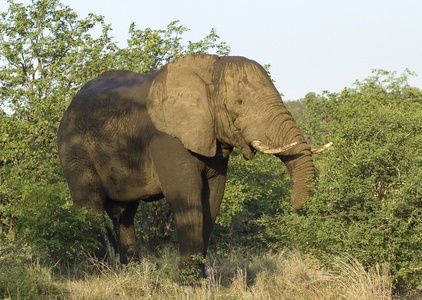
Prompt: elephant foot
<box><xmin>173</xmin><ymin>254</ymin><xmax>207</xmax><ymax>285</ymax></box>
<box><xmin>119</xmin><ymin>249</ymin><xmax>140</xmax><ymax>265</ymax></box>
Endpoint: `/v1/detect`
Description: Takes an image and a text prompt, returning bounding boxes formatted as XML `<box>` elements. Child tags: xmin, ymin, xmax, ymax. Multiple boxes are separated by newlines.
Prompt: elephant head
<box><xmin>148</xmin><ymin>55</ymin><xmax>326</xmax><ymax>209</ymax></box>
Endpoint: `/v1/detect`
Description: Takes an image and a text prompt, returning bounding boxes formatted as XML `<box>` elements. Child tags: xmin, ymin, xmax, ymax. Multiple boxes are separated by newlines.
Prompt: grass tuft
<box><xmin>334</xmin><ymin>256</ymin><xmax>392</xmax><ymax>300</ymax></box>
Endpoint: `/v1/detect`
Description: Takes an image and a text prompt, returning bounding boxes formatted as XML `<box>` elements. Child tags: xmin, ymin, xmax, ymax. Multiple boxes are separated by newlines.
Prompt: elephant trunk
<box><xmin>257</xmin><ymin>109</ymin><xmax>316</xmax><ymax>210</ymax></box>
<box><xmin>250</xmin><ymin>130</ymin><xmax>315</xmax><ymax>210</ymax></box>
<box><xmin>278</xmin><ymin>143</ymin><xmax>315</xmax><ymax>210</ymax></box>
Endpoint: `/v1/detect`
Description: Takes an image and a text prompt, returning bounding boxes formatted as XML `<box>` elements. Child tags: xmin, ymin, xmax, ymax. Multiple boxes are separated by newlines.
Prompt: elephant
<box><xmin>57</xmin><ymin>54</ymin><xmax>330</xmax><ymax>276</ymax></box>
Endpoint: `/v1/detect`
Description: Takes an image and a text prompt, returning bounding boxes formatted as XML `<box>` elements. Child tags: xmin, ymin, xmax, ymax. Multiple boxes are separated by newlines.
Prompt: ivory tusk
<box><xmin>310</xmin><ymin>142</ymin><xmax>333</xmax><ymax>154</ymax></box>
<box><xmin>251</xmin><ymin>140</ymin><xmax>298</xmax><ymax>154</ymax></box>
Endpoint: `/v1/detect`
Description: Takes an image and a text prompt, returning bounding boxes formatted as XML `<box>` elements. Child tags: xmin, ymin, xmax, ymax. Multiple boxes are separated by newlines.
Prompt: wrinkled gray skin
<box><xmin>57</xmin><ymin>55</ymin><xmax>316</xmax><ymax>277</ymax></box>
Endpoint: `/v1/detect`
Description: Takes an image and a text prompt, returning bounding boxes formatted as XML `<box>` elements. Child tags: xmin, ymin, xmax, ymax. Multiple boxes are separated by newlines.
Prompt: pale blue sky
<box><xmin>1</xmin><ymin>0</ymin><xmax>421</xmax><ymax>100</ymax></box>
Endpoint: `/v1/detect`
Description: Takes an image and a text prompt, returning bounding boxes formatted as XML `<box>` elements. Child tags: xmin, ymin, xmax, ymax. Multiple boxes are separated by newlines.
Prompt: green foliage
<box><xmin>135</xmin><ymin>200</ymin><xmax>176</xmax><ymax>252</ymax></box>
<box><xmin>0</xmin><ymin>0</ymin><xmax>115</xmax><ymax>263</ymax></box>
<box><xmin>15</xmin><ymin>183</ymin><xmax>104</xmax><ymax>262</ymax></box>
<box><xmin>212</xmin><ymin>150</ymin><xmax>292</xmax><ymax>249</ymax></box>
<box><xmin>117</xmin><ymin>21</ymin><xmax>230</xmax><ymax>73</ymax></box>
<box><xmin>261</xmin><ymin>70</ymin><xmax>422</xmax><ymax>291</ymax></box>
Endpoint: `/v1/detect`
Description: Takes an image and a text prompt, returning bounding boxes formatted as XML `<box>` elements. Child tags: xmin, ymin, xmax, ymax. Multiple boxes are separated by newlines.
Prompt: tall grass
<box><xmin>334</xmin><ymin>256</ymin><xmax>392</xmax><ymax>300</ymax></box>
<box><xmin>0</xmin><ymin>249</ymin><xmax>410</xmax><ymax>299</ymax></box>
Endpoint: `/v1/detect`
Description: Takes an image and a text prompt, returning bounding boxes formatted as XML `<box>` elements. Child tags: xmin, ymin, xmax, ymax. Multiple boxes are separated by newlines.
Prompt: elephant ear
<box><xmin>147</xmin><ymin>55</ymin><xmax>219</xmax><ymax>157</ymax></box>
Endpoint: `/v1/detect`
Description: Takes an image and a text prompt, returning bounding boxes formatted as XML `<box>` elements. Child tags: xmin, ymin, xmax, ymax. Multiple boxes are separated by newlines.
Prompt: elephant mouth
<box><xmin>251</xmin><ymin>140</ymin><xmax>298</xmax><ymax>154</ymax></box>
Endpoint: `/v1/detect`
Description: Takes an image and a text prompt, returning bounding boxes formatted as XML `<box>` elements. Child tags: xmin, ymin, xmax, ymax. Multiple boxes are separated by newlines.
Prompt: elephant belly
<box><xmin>99</xmin><ymin>161</ymin><xmax>163</xmax><ymax>202</ymax></box>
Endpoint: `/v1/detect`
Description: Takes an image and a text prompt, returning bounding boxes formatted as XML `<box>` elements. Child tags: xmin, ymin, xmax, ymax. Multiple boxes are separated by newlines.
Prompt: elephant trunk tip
<box><xmin>291</xmin><ymin>198</ymin><xmax>305</xmax><ymax>210</ymax></box>
<box><xmin>288</xmin><ymin>171</ymin><xmax>315</xmax><ymax>211</ymax></box>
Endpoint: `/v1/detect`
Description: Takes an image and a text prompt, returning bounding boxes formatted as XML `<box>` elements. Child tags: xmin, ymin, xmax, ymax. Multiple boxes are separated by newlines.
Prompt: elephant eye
<box><xmin>236</xmin><ymin>99</ymin><xmax>244</xmax><ymax>105</ymax></box>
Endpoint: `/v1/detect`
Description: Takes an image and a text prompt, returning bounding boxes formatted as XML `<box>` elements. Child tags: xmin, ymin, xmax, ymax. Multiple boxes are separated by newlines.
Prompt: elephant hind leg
<box><xmin>104</xmin><ymin>199</ymin><xmax>140</xmax><ymax>264</ymax></box>
<box><xmin>64</xmin><ymin>166</ymin><xmax>112</xmax><ymax>259</ymax></box>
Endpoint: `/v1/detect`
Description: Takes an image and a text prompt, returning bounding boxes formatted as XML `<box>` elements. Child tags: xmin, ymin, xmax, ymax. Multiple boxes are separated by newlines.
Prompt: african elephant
<box><xmin>57</xmin><ymin>54</ymin><xmax>329</xmax><ymax>276</ymax></box>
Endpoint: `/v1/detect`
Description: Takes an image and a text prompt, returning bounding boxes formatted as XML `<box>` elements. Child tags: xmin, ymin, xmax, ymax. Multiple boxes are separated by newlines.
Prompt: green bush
<box><xmin>0</xmin><ymin>260</ymin><xmax>63</xmax><ymax>300</ymax></box>
<box><xmin>14</xmin><ymin>182</ymin><xmax>104</xmax><ymax>262</ymax></box>
<box><xmin>211</xmin><ymin>150</ymin><xmax>292</xmax><ymax>249</ymax></box>
<box><xmin>260</xmin><ymin>70</ymin><xmax>422</xmax><ymax>291</ymax></box>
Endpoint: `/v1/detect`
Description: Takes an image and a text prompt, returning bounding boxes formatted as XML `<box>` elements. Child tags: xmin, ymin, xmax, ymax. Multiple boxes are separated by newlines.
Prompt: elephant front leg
<box><xmin>150</xmin><ymin>134</ymin><xmax>208</xmax><ymax>280</ymax></box>
<box><xmin>160</xmin><ymin>171</ymin><xmax>206</xmax><ymax>277</ymax></box>
<box><xmin>171</xmin><ymin>200</ymin><xmax>206</xmax><ymax>273</ymax></box>
<box><xmin>167</xmin><ymin>172</ymin><xmax>227</xmax><ymax>279</ymax></box>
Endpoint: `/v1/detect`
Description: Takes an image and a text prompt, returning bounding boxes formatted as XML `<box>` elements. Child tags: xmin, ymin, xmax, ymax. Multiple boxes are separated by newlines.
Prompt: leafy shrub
<box><xmin>212</xmin><ymin>150</ymin><xmax>292</xmax><ymax>249</ymax></box>
<box><xmin>261</xmin><ymin>70</ymin><xmax>422</xmax><ymax>291</ymax></box>
<box><xmin>14</xmin><ymin>182</ymin><xmax>104</xmax><ymax>263</ymax></box>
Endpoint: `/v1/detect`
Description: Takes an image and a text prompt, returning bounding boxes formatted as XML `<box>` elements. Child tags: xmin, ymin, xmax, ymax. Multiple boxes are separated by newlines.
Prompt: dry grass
<box><xmin>334</xmin><ymin>256</ymin><xmax>392</xmax><ymax>300</ymax></box>
<box><xmin>0</xmin><ymin>246</ymin><xmax>402</xmax><ymax>299</ymax></box>
<box><xmin>60</xmin><ymin>251</ymin><xmax>394</xmax><ymax>300</ymax></box>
